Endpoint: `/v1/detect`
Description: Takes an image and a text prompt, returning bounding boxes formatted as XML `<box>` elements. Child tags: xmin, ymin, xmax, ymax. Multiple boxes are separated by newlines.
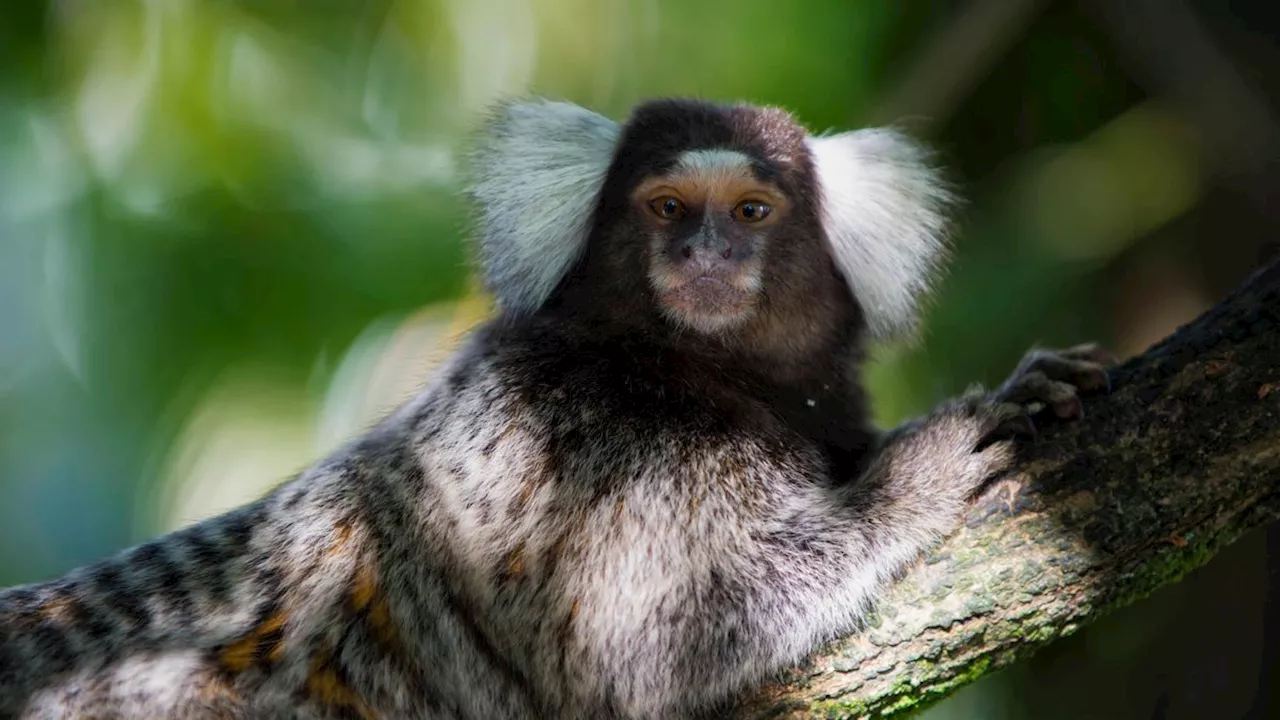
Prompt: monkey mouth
<box><xmin>657</xmin><ymin>273</ymin><xmax>756</xmax><ymax>332</ymax></box>
<box><xmin>672</xmin><ymin>273</ymin><xmax>748</xmax><ymax>303</ymax></box>
<box><xmin>692</xmin><ymin>275</ymin><xmax>733</xmax><ymax>290</ymax></box>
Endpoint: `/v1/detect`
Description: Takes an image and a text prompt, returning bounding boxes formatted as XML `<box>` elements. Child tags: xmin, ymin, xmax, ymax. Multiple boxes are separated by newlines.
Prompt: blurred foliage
<box><xmin>0</xmin><ymin>0</ymin><xmax>945</xmax><ymax>574</ymax></box>
<box><xmin>1</xmin><ymin>1</ymin><xmax>1275</xmax><ymax>718</ymax></box>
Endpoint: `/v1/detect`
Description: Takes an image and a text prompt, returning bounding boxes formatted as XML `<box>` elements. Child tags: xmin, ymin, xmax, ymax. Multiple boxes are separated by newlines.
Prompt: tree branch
<box><xmin>732</xmin><ymin>259</ymin><xmax>1280</xmax><ymax>719</ymax></box>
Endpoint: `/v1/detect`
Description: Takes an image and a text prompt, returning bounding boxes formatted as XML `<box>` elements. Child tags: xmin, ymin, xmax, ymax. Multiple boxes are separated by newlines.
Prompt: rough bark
<box><xmin>731</xmin><ymin>259</ymin><xmax>1280</xmax><ymax>719</ymax></box>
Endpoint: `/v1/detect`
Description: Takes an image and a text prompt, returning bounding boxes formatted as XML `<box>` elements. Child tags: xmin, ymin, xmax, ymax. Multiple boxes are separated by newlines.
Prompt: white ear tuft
<box><xmin>468</xmin><ymin>98</ymin><xmax>620</xmax><ymax>314</ymax></box>
<box><xmin>806</xmin><ymin>129</ymin><xmax>955</xmax><ymax>340</ymax></box>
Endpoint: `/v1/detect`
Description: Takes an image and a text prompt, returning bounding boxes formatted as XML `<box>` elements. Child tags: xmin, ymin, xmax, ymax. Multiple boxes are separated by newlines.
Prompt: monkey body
<box><xmin>0</xmin><ymin>98</ymin><xmax>1110</xmax><ymax>718</ymax></box>
<box><xmin>0</xmin><ymin>319</ymin><xmax>1011</xmax><ymax>719</ymax></box>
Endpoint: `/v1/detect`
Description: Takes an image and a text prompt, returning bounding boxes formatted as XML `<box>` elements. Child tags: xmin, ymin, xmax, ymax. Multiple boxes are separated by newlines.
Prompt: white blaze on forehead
<box><xmin>663</xmin><ymin>149</ymin><xmax>763</xmax><ymax>201</ymax></box>
<box><xmin>674</xmin><ymin>148</ymin><xmax>754</xmax><ymax>176</ymax></box>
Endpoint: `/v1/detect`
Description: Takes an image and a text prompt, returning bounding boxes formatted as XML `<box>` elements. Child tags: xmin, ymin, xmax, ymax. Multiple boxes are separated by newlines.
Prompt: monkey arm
<box><xmin>621</xmin><ymin>395</ymin><xmax>1029</xmax><ymax>717</ymax></box>
<box><xmin>623</xmin><ymin>349</ymin><xmax>1109</xmax><ymax>718</ymax></box>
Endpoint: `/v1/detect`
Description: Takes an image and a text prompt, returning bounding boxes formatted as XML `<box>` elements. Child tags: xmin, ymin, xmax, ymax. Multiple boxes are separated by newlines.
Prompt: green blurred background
<box><xmin>2</xmin><ymin>1</ymin><xmax>1279</xmax><ymax>717</ymax></box>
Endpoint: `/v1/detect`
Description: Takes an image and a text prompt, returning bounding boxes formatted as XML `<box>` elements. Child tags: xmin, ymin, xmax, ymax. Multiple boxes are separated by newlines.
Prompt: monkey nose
<box><xmin>678</xmin><ymin>231</ymin><xmax>733</xmax><ymax>263</ymax></box>
<box><xmin>680</xmin><ymin>244</ymin><xmax>733</xmax><ymax>261</ymax></box>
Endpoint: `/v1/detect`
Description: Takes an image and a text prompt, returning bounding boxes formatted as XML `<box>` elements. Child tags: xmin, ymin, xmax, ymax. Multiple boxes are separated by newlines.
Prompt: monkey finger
<box><xmin>968</xmin><ymin>437</ymin><xmax>1019</xmax><ymax>494</ymax></box>
<box><xmin>1011</xmin><ymin>351</ymin><xmax>1112</xmax><ymax>394</ymax></box>
<box><xmin>1050</xmin><ymin>394</ymin><xmax>1085</xmax><ymax>421</ymax></box>
<box><xmin>996</xmin><ymin>371</ymin><xmax>1087</xmax><ymax>421</ymax></box>
<box><xmin>974</xmin><ymin>401</ymin><xmax>1037</xmax><ymax>452</ymax></box>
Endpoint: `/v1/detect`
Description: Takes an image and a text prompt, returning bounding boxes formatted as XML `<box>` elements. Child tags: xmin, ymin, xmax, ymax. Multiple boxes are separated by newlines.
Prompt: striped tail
<box><xmin>0</xmin><ymin>500</ymin><xmax>276</xmax><ymax>714</ymax></box>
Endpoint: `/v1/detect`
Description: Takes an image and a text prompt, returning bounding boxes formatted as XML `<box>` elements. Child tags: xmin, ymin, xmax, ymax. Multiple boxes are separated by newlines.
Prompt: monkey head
<box><xmin>594</xmin><ymin>101</ymin><xmax>814</xmax><ymax>337</ymax></box>
<box><xmin>468</xmin><ymin>98</ymin><xmax>954</xmax><ymax>350</ymax></box>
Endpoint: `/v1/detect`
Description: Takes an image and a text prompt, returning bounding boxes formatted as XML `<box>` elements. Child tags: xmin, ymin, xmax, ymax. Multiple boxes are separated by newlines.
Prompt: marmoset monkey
<box><xmin>0</xmin><ymin>98</ymin><xmax>1111</xmax><ymax>719</ymax></box>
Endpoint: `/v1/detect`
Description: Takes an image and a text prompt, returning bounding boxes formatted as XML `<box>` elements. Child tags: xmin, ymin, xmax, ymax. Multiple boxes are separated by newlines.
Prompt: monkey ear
<box><xmin>806</xmin><ymin>129</ymin><xmax>956</xmax><ymax>340</ymax></box>
<box><xmin>467</xmin><ymin>98</ymin><xmax>621</xmax><ymax>315</ymax></box>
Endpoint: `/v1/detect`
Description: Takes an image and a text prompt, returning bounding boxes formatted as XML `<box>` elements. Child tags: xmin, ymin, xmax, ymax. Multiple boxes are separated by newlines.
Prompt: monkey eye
<box><xmin>648</xmin><ymin>196</ymin><xmax>687</xmax><ymax>221</ymax></box>
<box><xmin>733</xmin><ymin>200</ymin><xmax>772</xmax><ymax>223</ymax></box>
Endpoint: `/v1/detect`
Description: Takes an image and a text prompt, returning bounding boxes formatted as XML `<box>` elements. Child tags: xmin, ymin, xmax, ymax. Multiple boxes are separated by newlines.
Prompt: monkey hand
<box><xmin>875</xmin><ymin>343</ymin><xmax>1115</xmax><ymax>506</ymax></box>
<box><xmin>957</xmin><ymin>342</ymin><xmax>1116</xmax><ymax>497</ymax></box>
<box><xmin>991</xmin><ymin>342</ymin><xmax>1116</xmax><ymax>424</ymax></box>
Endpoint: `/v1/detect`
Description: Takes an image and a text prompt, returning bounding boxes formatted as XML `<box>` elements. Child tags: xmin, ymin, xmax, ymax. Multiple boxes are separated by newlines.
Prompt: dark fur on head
<box><xmin>552</xmin><ymin>99</ymin><xmax>863</xmax><ymax>378</ymax></box>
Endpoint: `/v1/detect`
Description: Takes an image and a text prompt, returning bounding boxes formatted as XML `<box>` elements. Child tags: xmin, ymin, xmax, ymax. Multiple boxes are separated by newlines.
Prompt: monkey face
<box><xmin>584</xmin><ymin>100</ymin><xmax>844</xmax><ymax>342</ymax></box>
<box><xmin>629</xmin><ymin>149</ymin><xmax>791</xmax><ymax>334</ymax></box>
